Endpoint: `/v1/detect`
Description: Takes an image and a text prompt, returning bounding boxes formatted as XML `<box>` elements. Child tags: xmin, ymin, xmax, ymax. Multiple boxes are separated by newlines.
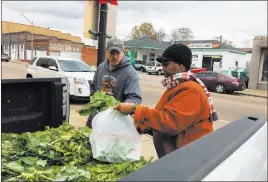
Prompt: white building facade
<box><xmin>124</xmin><ymin>38</ymin><xmax>249</xmax><ymax>72</ymax></box>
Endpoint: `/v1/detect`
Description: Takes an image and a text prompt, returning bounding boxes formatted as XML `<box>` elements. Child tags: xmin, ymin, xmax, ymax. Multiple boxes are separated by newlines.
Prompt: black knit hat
<box><xmin>156</xmin><ymin>43</ymin><xmax>192</xmax><ymax>70</ymax></box>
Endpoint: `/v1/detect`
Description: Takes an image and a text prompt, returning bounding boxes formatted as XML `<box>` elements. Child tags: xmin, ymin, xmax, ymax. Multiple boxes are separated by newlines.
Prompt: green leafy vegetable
<box><xmin>1</xmin><ymin>122</ymin><xmax>153</xmax><ymax>181</ymax></box>
<box><xmin>78</xmin><ymin>91</ymin><xmax>120</xmax><ymax>116</ymax></box>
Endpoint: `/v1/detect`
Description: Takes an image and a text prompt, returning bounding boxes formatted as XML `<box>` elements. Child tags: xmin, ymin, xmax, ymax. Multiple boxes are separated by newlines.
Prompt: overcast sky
<box><xmin>2</xmin><ymin>1</ymin><xmax>267</xmax><ymax>47</ymax></box>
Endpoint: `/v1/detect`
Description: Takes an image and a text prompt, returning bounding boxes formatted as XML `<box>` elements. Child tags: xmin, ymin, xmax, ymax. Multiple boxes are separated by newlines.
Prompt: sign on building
<box><xmin>186</xmin><ymin>43</ymin><xmax>220</xmax><ymax>49</ymax></box>
<box><xmin>188</xmin><ymin>43</ymin><xmax>213</xmax><ymax>49</ymax></box>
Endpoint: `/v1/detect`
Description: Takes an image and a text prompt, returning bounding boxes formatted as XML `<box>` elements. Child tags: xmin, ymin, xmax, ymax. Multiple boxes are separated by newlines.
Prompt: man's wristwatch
<box><xmin>132</xmin><ymin>103</ymin><xmax>138</xmax><ymax>113</ymax></box>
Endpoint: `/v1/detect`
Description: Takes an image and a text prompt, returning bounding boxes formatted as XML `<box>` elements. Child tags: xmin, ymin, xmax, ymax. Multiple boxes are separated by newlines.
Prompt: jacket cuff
<box><xmin>134</xmin><ymin>105</ymin><xmax>149</xmax><ymax>124</ymax></box>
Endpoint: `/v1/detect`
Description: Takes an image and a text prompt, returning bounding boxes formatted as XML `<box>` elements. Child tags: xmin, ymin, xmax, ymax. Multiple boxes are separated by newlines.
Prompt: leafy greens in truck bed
<box><xmin>1</xmin><ymin>123</ymin><xmax>153</xmax><ymax>181</ymax></box>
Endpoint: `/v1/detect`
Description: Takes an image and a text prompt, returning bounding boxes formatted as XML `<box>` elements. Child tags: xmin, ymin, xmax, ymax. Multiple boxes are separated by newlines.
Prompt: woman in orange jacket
<box><xmin>114</xmin><ymin>43</ymin><xmax>218</xmax><ymax>158</ymax></box>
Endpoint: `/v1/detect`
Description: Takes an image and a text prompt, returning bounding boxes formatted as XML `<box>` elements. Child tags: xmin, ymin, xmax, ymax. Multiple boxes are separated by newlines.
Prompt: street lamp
<box><xmin>20</xmin><ymin>13</ymin><xmax>34</xmax><ymax>59</ymax></box>
<box><xmin>88</xmin><ymin>3</ymin><xmax>112</xmax><ymax>67</ymax></box>
<box><xmin>88</xmin><ymin>28</ymin><xmax>112</xmax><ymax>67</ymax></box>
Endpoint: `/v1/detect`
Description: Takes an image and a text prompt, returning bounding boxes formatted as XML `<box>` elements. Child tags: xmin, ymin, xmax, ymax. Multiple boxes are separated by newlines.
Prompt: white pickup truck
<box><xmin>2</xmin><ymin>78</ymin><xmax>267</xmax><ymax>181</ymax></box>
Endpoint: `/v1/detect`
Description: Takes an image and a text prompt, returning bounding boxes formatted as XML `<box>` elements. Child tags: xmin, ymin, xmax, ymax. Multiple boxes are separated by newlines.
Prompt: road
<box><xmin>2</xmin><ymin>62</ymin><xmax>267</xmax><ymax>131</ymax></box>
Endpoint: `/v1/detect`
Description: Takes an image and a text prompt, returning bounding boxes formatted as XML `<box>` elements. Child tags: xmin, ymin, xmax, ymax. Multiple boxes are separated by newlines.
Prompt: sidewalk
<box><xmin>237</xmin><ymin>89</ymin><xmax>267</xmax><ymax>98</ymax></box>
<box><xmin>142</xmin><ymin>83</ymin><xmax>267</xmax><ymax>98</ymax></box>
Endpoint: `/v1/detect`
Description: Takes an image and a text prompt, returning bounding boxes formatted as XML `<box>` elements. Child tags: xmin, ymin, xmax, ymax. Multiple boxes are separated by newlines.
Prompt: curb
<box><xmin>237</xmin><ymin>92</ymin><xmax>267</xmax><ymax>99</ymax></box>
<box><xmin>10</xmin><ymin>61</ymin><xmax>28</xmax><ymax>65</ymax></box>
<box><xmin>142</xmin><ymin>85</ymin><xmax>267</xmax><ymax>99</ymax></box>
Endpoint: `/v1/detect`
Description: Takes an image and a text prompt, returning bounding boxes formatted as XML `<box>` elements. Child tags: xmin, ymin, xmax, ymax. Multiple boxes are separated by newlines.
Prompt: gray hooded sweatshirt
<box><xmin>90</xmin><ymin>56</ymin><xmax>142</xmax><ymax>104</ymax></box>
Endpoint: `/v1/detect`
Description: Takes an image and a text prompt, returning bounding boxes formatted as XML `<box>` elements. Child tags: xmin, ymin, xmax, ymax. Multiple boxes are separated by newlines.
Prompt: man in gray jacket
<box><xmin>86</xmin><ymin>38</ymin><xmax>142</xmax><ymax>128</ymax></box>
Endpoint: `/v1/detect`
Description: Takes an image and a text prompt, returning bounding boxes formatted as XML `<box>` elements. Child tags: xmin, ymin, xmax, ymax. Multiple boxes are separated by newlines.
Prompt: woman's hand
<box><xmin>113</xmin><ymin>102</ymin><xmax>135</xmax><ymax>115</ymax></box>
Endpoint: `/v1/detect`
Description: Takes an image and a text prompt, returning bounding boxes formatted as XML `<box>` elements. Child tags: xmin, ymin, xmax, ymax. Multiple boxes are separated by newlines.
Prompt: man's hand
<box><xmin>113</xmin><ymin>102</ymin><xmax>135</xmax><ymax>115</ymax></box>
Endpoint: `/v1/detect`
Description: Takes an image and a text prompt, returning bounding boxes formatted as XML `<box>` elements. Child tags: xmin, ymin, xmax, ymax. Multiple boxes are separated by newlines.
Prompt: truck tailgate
<box><xmin>2</xmin><ymin>78</ymin><xmax>69</xmax><ymax>134</ymax></box>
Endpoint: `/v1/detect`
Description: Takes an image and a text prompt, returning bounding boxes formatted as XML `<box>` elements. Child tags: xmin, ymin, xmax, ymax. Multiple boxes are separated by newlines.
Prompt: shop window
<box><xmin>142</xmin><ymin>55</ymin><xmax>147</xmax><ymax>62</ymax></box>
<box><xmin>149</xmin><ymin>52</ymin><xmax>155</xmax><ymax>62</ymax></box>
<box><xmin>149</xmin><ymin>53</ymin><xmax>155</xmax><ymax>57</ymax></box>
<box><xmin>259</xmin><ymin>49</ymin><xmax>268</xmax><ymax>82</ymax></box>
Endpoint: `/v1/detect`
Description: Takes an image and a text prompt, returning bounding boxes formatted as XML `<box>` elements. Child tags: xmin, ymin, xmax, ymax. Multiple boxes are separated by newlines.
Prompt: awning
<box><xmin>203</xmin><ymin>55</ymin><xmax>223</xmax><ymax>58</ymax></box>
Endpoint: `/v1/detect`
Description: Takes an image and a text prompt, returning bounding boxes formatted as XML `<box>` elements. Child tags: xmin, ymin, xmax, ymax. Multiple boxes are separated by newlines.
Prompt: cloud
<box><xmin>2</xmin><ymin>1</ymin><xmax>267</xmax><ymax>47</ymax></box>
<box><xmin>2</xmin><ymin>1</ymin><xmax>84</xmax><ymax>19</ymax></box>
<box><xmin>2</xmin><ymin>1</ymin><xmax>84</xmax><ymax>36</ymax></box>
<box><xmin>117</xmin><ymin>1</ymin><xmax>267</xmax><ymax>46</ymax></box>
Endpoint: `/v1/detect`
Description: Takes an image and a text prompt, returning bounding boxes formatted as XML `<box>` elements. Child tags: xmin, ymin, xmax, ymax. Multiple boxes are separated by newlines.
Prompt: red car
<box><xmin>195</xmin><ymin>71</ymin><xmax>246</xmax><ymax>94</ymax></box>
<box><xmin>190</xmin><ymin>64</ymin><xmax>207</xmax><ymax>74</ymax></box>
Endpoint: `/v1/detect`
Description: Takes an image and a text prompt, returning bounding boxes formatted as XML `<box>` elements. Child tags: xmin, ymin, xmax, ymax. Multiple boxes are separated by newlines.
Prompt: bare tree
<box><xmin>170</xmin><ymin>28</ymin><xmax>194</xmax><ymax>41</ymax></box>
<box><xmin>243</xmin><ymin>40</ymin><xmax>251</xmax><ymax>48</ymax></box>
<box><xmin>156</xmin><ymin>28</ymin><xmax>166</xmax><ymax>41</ymax></box>
<box><xmin>223</xmin><ymin>39</ymin><xmax>236</xmax><ymax>47</ymax></box>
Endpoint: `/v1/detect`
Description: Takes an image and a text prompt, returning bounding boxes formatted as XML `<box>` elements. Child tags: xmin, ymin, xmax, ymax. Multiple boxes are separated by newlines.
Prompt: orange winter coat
<box><xmin>134</xmin><ymin>80</ymin><xmax>213</xmax><ymax>158</ymax></box>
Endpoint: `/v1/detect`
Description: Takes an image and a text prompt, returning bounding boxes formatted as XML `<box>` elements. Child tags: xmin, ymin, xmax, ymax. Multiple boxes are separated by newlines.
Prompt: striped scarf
<box><xmin>162</xmin><ymin>71</ymin><xmax>219</xmax><ymax>122</ymax></box>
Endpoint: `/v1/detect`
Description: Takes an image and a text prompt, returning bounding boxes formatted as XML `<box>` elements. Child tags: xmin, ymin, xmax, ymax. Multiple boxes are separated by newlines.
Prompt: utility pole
<box><xmin>97</xmin><ymin>3</ymin><xmax>108</xmax><ymax>67</ymax></box>
<box><xmin>20</xmin><ymin>13</ymin><xmax>34</xmax><ymax>59</ymax></box>
<box><xmin>88</xmin><ymin>1</ymin><xmax>112</xmax><ymax>67</ymax></box>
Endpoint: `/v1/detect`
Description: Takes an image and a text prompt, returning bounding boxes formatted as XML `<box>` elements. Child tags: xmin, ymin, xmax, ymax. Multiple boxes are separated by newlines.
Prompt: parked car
<box><xmin>195</xmin><ymin>71</ymin><xmax>246</xmax><ymax>94</ymax></box>
<box><xmin>220</xmin><ymin>70</ymin><xmax>249</xmax><ymax>88</ymax></box>
<box><xmin>190</xmin><ymin>64</ymin><xmax>208</xmax><ymax>74</ymax></box>
<box><xmin>1</xmin><ymin>52</ymin><xmax>10</xmax><ymax>62</ymax></box>
<box><xmin>26</xmin><ymin>56</ymin><xmax>95</xmax><ymax>100</ymax></box>
<box><xmin>134</xmin><ymin>60</ymin><xmax>146</xmax><ymax>72</ymax></box>
<box><xmin>146</xmin><ymin>61</ymin><xmax>164</xmax><ymax>75</ymax></box>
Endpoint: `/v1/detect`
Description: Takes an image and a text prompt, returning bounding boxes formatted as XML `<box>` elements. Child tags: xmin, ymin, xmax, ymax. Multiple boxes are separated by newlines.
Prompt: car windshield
<box><xmin>58</xmin><ymin>60</ymin><xmax>94</xmax><ymax>72</ymax></box>
<box><xmin>147</xmin><ymin>62</ymin><xmax>155</xmax><ymax>66</ymax></box>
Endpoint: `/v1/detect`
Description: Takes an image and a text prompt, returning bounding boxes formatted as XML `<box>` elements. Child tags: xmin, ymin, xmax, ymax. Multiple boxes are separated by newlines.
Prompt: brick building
<box><xmin>1</xmin><ymin>21</ymin><xmax>98</xmax><ymax>66</ymax></box>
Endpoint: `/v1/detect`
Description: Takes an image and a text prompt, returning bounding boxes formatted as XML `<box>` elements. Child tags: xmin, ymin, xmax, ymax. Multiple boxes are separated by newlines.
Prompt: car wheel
<box><xmin>158</xmin><ymin>70</ymin><xmax>162</xmax><ymax>75</ymax></box>
<box><xmin>26</xmin><ymin>74</ymin><xmax>32</xmax><ymax>78</ymax></box>
<box><xmin>215</xmin><ymin>84</ymin><xmax>225</xmax><ymax>93</ymax></box>
<box><xmin>141</xmin><ymin>67</ymin><xmax>145</xmax><ymax>72</ymax></box>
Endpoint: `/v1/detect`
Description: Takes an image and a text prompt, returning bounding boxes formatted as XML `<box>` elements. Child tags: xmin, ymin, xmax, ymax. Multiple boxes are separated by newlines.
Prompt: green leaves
<box><xmin>2</xmin><ymin>122</ymin><xmax>153</xmax><ymax>181</ymax></box>
<box><xmin>78</xmin><ymin>91</ymin><xmax>120</xmax><ymax>116</ymax></box>
<box><xmin>53</xmin><ymin>166</ymin><xmax>91</xmax><ymax>181</ymax></box>
<box><xmin>4</xmin><ymin>161</ymin><xmax>24</xmax><ymax>173</ymax></box>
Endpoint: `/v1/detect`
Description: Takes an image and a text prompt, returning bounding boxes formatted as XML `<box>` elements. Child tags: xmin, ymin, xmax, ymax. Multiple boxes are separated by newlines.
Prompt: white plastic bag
<box><xmin>89</xmin><ymin>107</ymin><xmax>141</xmax><ymax>163</ymax></box>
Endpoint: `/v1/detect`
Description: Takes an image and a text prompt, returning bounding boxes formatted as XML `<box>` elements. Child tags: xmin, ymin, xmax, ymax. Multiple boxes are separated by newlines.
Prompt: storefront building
<box><xmin>1</xmin><ymin>21</ymin><xmax>98</xmax><ymax>65</ymax></box>
<box><xmin>248</xmin><ymin>36</ymin><xmax>267</xmax><ymax>90</ymax></box>
<box><xmin>124</xmin><ymin>38</ymin><xmax>249</xmax><ymax>72</ymax></box>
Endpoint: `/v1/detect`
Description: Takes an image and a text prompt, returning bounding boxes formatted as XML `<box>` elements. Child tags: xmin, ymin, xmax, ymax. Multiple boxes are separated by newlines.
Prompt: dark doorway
<box><xmin>202</xmin><ymin>56</ymin><xmax>213</xmax><ymax>70</ymax></box>
<box><xmin>202</xmin><ymin>55</ymin><xmax>223</xmax><ymax>71</ymax></box>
